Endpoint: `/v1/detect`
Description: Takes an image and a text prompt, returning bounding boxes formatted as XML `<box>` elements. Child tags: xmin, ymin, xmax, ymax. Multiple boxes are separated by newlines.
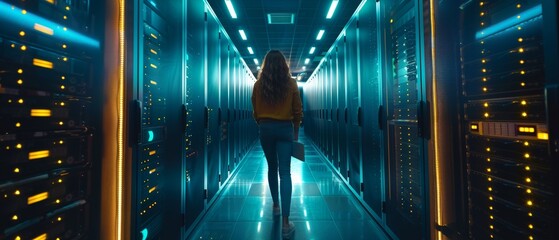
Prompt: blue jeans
<box><xmin>258</xmin><ymin>120</ymin><xmax>293</xmax><ymax>217</ymax></box>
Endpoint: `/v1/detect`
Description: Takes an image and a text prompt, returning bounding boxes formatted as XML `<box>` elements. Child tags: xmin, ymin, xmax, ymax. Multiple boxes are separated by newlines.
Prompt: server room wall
<box><xmin>303</xmin><ymin>0</ymin><xmax>558</xmax><ymax>240</ymax></box>
<box><xmin>0</xmin><ymin>0</ymin><xmax>258</xmax><ymax>239</ymax></box>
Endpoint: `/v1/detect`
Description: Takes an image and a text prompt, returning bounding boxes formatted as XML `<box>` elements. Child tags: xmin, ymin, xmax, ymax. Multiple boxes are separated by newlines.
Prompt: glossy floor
<box><xmin>188</xmin><ymin>133</ymin><xmax>390</xmax><ymax>240</ymax></box>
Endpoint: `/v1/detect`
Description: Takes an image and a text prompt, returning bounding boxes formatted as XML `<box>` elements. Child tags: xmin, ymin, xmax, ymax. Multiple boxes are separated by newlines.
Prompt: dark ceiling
<box><xmin>206</xmin><ymin>0</ymin><xmax>362</xmax><ymax>81</ymax></box>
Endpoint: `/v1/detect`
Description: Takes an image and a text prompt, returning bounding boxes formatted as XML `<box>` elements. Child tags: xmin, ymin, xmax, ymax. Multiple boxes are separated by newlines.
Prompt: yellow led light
<box><xmin>63</xmin><ymin>57</ymin><xmax>68</xmax><ymax>61</ymax></box>
<box><xmin>16</xmin><ymin>236</ymin><xmax>22</xmax><ymax>240</ymax></box>
<box><xmin>22</xmin><ymin>9</ymin><xmax>27</xmax><ymax>14</ymax></box>
<box><xmin>46</xmin><ymin>0</ymin><xmax>54</xmax><ymax>3</ymax></box>
<box><xmin>524</xmin><ymin>153</ymin><xmax>530</xmax><ymax>158</ymax></box>
<box><xmin>150</xmin><ymin>64</ymin><xmax>157</xmax><ymax>69</ymax></box>
<box><xmin>488</xmin><ymin>187</ymin><xmax>492</xmax><ymax>191</ymax></box>
<box><xmin>149</xmin><ymin>169</ymin><xmax>156</xmax><ymax>174</ymax></box>
<box><xmin>63</xmin><ymin>27</ymin><xmax>67</xmax><ymax>31</ymax></box>
<box><xmin>525</xmin><ymin>166</ymin><xmax>530</xmax><ymax>171</ymax></box>
<box><xmin>537</xmin><ymin>132</ymin><xmax>549</xmax><ymax>140</ymax></box>
<box><xmin>17</xmin><ymin>69</ymin><xmax>23</xmax><ymax>74</ymax></box>
<box><xmin>57</xmin><ymin>160</ymin><xmax>63</xmax><ymax>164</ymax></box>
<box><xmin>57</xmin><ymin>217</ymin><xmax>62</xmax><ymax>221</ymax></box>
<box><xmin>484</xmin><ymin>113</ymin><xmax>489</xmax><ymax>117</ymax></box>
<box><xmin>12</xmin><ymin>215</ymin><xmax>18</xmax><ymax>220</ymax></box>
<box><xmin>517</xmin><ymin>15</ymin><xmax>521</xmax><ymax>19</ymax></box>
<box><xmin>62</xmin><ymin>44</ymin><xmax>67</xmax><ymax>48</ymax></box>
<box><xmin>518</xmin><ymin>38</ymin><xmax>523</xmax><ymax>42</ymax></box>
<box><xmin>484</xmin><ymin>103</ymin><xmax>489</xmax><ymax>107</ymax></box>
<box><xmin>17</xmin><ymin>79</ymin><xmax>23</xmax><ymax>84</ymax></box>
<box><xmin>517</xmin><ymin>4</ymin><xmax>521</xmax><ymax>8</ymax></box>
<box><xmin>522</xmin><ymin>112</ymin><xmax>527</xmax><ymax>117</ymax></box>
<box><xmin>520</xmin><ymin>60</ymin><xmax>525</xmax><ymax>64</ymax></box>
<box><xmin>34</xmin><ymin>23</ymin><xmax>54</xmax><ymax>35</ymax></box>
<box><xmin>489</xmin><ymin>206</ymin><xmax>493</xmax><ymax>210</ymax></box>
<box><xmin>486</xmin><ymin>158</ymin><xmax>491</xmax><ymax>162</ymax></box>
<box><xmin>490</xmin><ymin>215</ymin><xmax>494</xmax><ymax>219</ymax></box>
<box><xmin>519</xmin><ymin>48</ymin><xmax>524</xmax><ymax>53</ymax></box>
<box><xmin>521</xmin><ymin>82</ymin><xmax>526</xmax><ymax>86</ymax></box>
<box><xmin>32</xmin><ymin>233</ymin><xmax>47</xmax><ymax>240</ymax></box>
<box><xmin>489</xmin><ymin>196</ymin><xmax>493</xmax><ymax>200</ymax></box>
<box><xmin>63</xmin><ymin>16</ymin><xmax>67</xmax><ymax>20</ymax></box>
<box><xmin>58</xmin><ymin>179</ymin><xmax>63</xmax><ymax>183</ymax></box>
<box><xmin>59</xmin><ymin>121</ymin><xmax>64</xmax><ymax>125</ymax></box>
<box><xmin>33</xmin><ymin>58</ymin><xmax>53</xmax><ymax>69</ymax></box>
<box><xmin>29</xmin><ymin>150</ymin><xmax>50</xmax><ymax>160</ymax></box>
<box><xmin>521</xmin><ymin>100</ymin><xmax>527</xmax><ymax>105</ymax></box>
<box><xmin>529</xmin><ymin>236</ymin><xmax>533</xmax><ymax>240</ymax></box>
<box><xmin>16</xmin><ymin>122</ymin><xmax>21</xmax><ymax>128</ymax></box>
<box><xmin>18</xmin><ymin>99</ymin><xmax>24</xmax><ymax>104</ymax></box>
<box><xmin>14</xmin><ymin>168</ymin><xmax>20</xmax><ymax>173</ymax></box>
<box><xmin>482</xmin><ymin>68</ymin><xmax>487</xmax><ymax>73</ymax></box>
<box><xmin>150</xmin><ymin>33</ymin><xmax>158</xmax><ymax>39</ymax></box>
<box><xmin>486</xmin><ymin>147</ymin><xmax>491</xmax><ymax>152</ymax></box>
<box><xmin>483</xmin><ymin>87</ymin><xmax>488</xmax><ymax>92</ymax></box>
<box><xmin>27</xmin><ymin>192</ymin><xmax>49</xmax><ymax>205</ymax></box>
<box><xmin>528</xmin><ymin>224</ymin><xmax>533</xmax><ymax>229</ymax></box>
<box><xmin>61</xmin><ymin>76</ymin><xmax>66</xmax><ymax>80</ymax></box>
<box><xmin>486</xmin><ymin>168</ymin><xmax>491</xmax><ymax>172</ymax></box>
<box><xmin>528</xmin><ymin>212</ymin><xmax>533</xmax><ymax>216</ymax></box>
<box><xmin>15</xmin><ymin>190</ymin><xmax>21</xmax><ymax>195</ymax></box>
<box><xmin>480</xmin><ymin>2</ymin><xmax>484</xmax><ymax>6</ymax></box>
<box><xmin>527</xmin><ymin>189</ymin><xmax>532</xmax><ymax>194</ymax></box>
<box><xmin>31</xmin><ymin>109</ymin><xmax>51</xmax><ymax>117</ymax></box>
<box><xmin>527</xmin><ymin>200</ymin><xmax>533</xmax><ymax>206</ymax></box>
<box><xmin>490</xmin><ymin>225</ymin><xmax>494</xmax><ymax>229</ymax></box>
<box><xmin>482</xmin><ymin>77</ymin><xmax>487</xmax><ymax>82</ymax></box>
<box><xmin>16</xmin><ymin>144</ymin><xmax>22</xmax><ymax>149</ymax></box>
<box><xmin>149</xmin><ymin>186</ymin><xmax>157</xmax><ymax>193</ymax></box>
<box><xmin>60</xmin><ymin>102</ymin><xmax>65</xmax><ymax>106</ymax></box>
<box><xmin>21</xmin><ymin>45</ymin><xmax>27</xmax><ymax>51</ymax></box>
<box><xmin>61</xmin><ymin>85</ymin><xmax>65</xmax><ymax>90</ymax></box>
<box><xmin>150</xmin><ymin>49</ymin><xmax>158</xmax><ymax>55</ymax></box>
<box><xmin>150</xmin><ymin>80</ymin><xmax>157</xmax><ymax>85</ymax></box>
<box><xmin>520</xmin><ymin>70</ymin><xmax>525</xmax><ymax>75</ymax></box>
<box><xmin>488</xmin><ymin>177</ymin><xmax>492</xmax><ymax>181</ymax></box>
<box><xmin>524</xmin><ymin>141</ymin><xmax>529</xmax><ymax>146</ymax></box>
<box><xmin>149</xmin><ymin>150</ymin><xmax>156</xmax><ymax>155</ymax></box>
<box><xmin>19</xmin><ymin>31</ymin><xmax>25</xmax><ymax>36</ymax></box>
<box><xmin>471</xmin><ymin>124</ymin><xmax>478</xmax><ymax>130</ymax></box>
<box><xmin>526</xmin><ymin>178</ymin><xmax>531</xmax><ymax>183</ymax></box>
<box><xmin>55</xmin><ymin>199</ymin><xmax>60</xmax><ymax>204</ymax></box>
<box><xmin>59</xmin><ymin>140</ymin><xmax>64</xmax><ymax>144</ymax></box>
<box><xmin>518</xmin><ymin>26</ymin><xmax>522</xmax><ymax>30</ymax></box>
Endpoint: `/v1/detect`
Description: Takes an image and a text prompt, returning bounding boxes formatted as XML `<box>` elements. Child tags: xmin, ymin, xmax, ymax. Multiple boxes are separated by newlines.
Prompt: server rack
<box><xmin>460</xmin><ymin>0</ymin><xmax>558</xmax><ymax>239</ymax></box>
<box><xmin>0</xmin><ymin>0</ymin><xmax>102</xmax><ymax>239</ymax></box>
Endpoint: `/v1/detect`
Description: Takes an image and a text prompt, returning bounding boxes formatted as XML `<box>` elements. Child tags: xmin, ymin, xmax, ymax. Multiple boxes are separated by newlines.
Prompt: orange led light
<box><xmin>31</xmin><ymin>109</ymin><xmax>51</xmax><ymax>117</ymax></box>
<box><xmin>29</xmin><ymin>150</ymin><xmax>50</xmax><ymax>160</ymax></box>
<box><xmin>28</xmin><ymin>192</ymin><xmax>49</xmax><ymax>205</ymax></box>
<box><xmin>32</xmin><ymin>233</ymin><xmax>47</xmax><ymax>240</ymax></box>
<box><xmin>34</xmin><ymin>23</ymin><xmax>54</xmax><ymax>35</ymax></box>
<box><xmin>33</xmin><ymin>58</ymin><xmax>53</xmax><ymax>69</ymax></box>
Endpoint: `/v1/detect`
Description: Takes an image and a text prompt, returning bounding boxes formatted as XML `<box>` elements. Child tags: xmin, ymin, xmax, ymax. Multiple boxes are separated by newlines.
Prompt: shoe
<box><xmin>282</xmin><ymin>221</ymin><xmax>295</xmax><ymax>239</ymax></box>
<box><xmin>273</xmin><ymin>206</ymin><xmax>281</xmax><ymax>216</ymax></box>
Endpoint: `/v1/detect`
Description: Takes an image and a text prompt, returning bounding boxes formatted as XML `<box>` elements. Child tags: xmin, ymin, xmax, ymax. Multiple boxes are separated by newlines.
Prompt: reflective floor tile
<box><xmin>316</xmin><ymin>181</ymin><xmax>349</xmax><ymax>196</ymax></box>
<box><xmin>221</xmin><ymin>183</ymin><xmax>251</xmax><ymax>197</ymax></box>
<box><xmin>336</xmin><ymin>219</ymin><xmax>389</xmax><ymax>240</ymax></box>
<box><xmin>189</xmin><ymin>222</ymin><xmax>235</xmax><ymax>240</ymax></box>
<box><xmin>248</xmin><ymin>183</ymin><xmax>272</xmax><ymax>196</ymax></box>
<box><xmin>324</xmin><ymin>196</ymin><xmax>368</xmax><ymax>220</ymax></box>
<box><xmin>206</xmin><ymin>197</ymin><xmax>246</xmax><ymax>222</ymax></box>
<box><xmin>230</xmin><ymin>221</ymin><xmax>282</xmax><ymax>240</ymax></box>
<box><xmin>289</xmin><ymin>196</ymin><xmax>332</xmax><ymax>221</ymax></box>
<box><xmin>291</xmin><ymin>183</ymin><xmax>321</xmax><ymax>196</ymax></box>
<box><xmin>290</xmin><ymin>221</ymin><xmax>343</xmax><ymax>240</ymax></box>
<box><xmin>237</xmin><ymin>197</ymin><xmax>278</xmax><ymax>222</ymax></box>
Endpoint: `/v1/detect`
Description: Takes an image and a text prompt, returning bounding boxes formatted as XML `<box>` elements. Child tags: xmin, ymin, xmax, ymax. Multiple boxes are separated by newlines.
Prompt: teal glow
<box><xmin>0</xmin><ymin>2</ymin><xmax>99</xmax><ymax>48</ymax></box>
<box><xmin>475</xmin><ymin>4</ymin><xmax>542</xmax><ymax>40</ymax></box>
<box><xmin>141</xmin><ymin>228</ymin><xmax>148</xmax><ymax>240</ymax></box>
<box><xmin>148</xmin><ymin>130</ymin><xmax>154</xmax><ymax>142</ymax></box>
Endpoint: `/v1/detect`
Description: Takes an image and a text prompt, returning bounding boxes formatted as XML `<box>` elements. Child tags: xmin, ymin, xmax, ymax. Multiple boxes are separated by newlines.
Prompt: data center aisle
<box><xmin>188</xmin><ymin>131</ymin><xmax>390</xmax><ymax>240</ymax></box>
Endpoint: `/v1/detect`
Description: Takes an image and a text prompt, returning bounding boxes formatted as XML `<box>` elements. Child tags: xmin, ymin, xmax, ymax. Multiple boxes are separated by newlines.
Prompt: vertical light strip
<box><xmin>117</xmin><ymin>0</ymin><xmax>125</xmax><ymax>239</ymax></box>
<box><xmin>429</xmin><ymin>0</ymin><xmax>442</xmax><ymax>239</ymax></box>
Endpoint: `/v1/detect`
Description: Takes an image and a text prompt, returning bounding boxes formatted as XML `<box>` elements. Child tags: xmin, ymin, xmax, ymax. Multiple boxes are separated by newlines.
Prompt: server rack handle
<box><xmin>378</xmin><ymin>105</ymin><xmax>384</xmax><ymax>130</ymax></box>
<box><xmin>417</xmin><ymin>101</ymin><xmax>431</xmax><ymax>139</ymax></box>
<box><xmin>344</xmin><ymin>108</ymin><xmax>348</xmax><ymax>124</ymax></box>
<box><xmin>357</xmin><ymin>107</ymin><xmax>363</xmax><ymax>127</ymax></box>
<box><xmin>204</xmin><ymin>106</ymin><xmax>209</xmax><ymax>129</ymax></box>
<box><xmin>132</xmin><ymin>100</ymin><xmax>142</xmax><ymax>145</ymax></box>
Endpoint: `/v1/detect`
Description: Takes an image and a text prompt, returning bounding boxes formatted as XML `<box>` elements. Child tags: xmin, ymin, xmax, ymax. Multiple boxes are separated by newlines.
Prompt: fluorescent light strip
<box><xmin>225</xmin><ymin>0</ymin><xmax>237</xmax><ymax>19</ymax></box>
<box><xmin>316</xmin><ymin>29</ymin><xmax>325</xmax><ymax>40</ymax></box>
<box><xmin>326</xmin><ymin>0</ymin><xmax>339</xmax><ymax>19</ymax></box>
<box><xmin>304</xmin><ymin>58</ymin><xmax>310</xmax><ymax>64</ymax></box>
<box><xmin>247</xmin><ymin>47</ymin><xmax>254</xmax><ymax>54</ymax></box>
<box><xmin>253</xmin><ymin>58</ymin><xmax>259</xmax><ymax>64</ymax></box>
<box><xmin>239</xmin><ymin>30</ymin><xmax>247</xmax><ymax>40</ymax></box>
<box><xmin>309</xmin><ymin>47</ymin><xmax>316</xmax><ymax>54</ymax></box>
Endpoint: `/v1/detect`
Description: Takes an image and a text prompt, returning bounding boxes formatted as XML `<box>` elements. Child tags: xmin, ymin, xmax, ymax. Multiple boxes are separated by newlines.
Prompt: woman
<box><xmin>251</xmin><ymin>50</ymin><xmax>302</xmax><ymax>238</ymax></box>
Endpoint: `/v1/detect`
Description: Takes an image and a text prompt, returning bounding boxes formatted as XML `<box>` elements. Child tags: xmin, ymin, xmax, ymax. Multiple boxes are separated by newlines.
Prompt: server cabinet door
<box><xmin>460</xmin><ymin>1</ymin><xmax>557</xmax><ymax>239</ymax></box>
<box><xmin>330</xmin><ymin>56</ymin><xmax>340</xmax><ymax>166</ymax></box>
<box><xmin>220</xmin><ymin>42</ymin><xmax>230</xmax><ymax>181</ymax></box>
<box><xmin>184</xmin><ymin>0</ymin><xmax>206</xmax><ymax>230</ymax></box>
<box><xmin>336</xmin><ymin>41</ymin><xmax>348</xmax><ymax>176</ymax></box>
<box><xmin>0</xmin><ymin>1</ymin><xmax>101</xmax><ymax>238</ymax></box>
<box><xmin>205</xmin><ymin>12</ymin><xmax>220</xmax><ymax>202</ymax></box>
<box><xmin>346</xmin><ymin>18</ymin><xmax>363</xmax><ymax>194</ymax></box>
<box><xmin>382</xmin><ymin>0</ymin><xmax>429</xmax><ymax>239</ymax></box>
<box><xmin>359</xmin><ymin>0</ymin><xmax>384</xmax><ymax>217</ymax></box>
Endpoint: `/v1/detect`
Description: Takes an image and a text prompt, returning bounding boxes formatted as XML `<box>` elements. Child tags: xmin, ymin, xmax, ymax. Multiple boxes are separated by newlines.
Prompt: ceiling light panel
<box><xmin>309</xmin><ymin>47</ymin><xmax>316</xmax><ymax>54</ymax></box>
<box><xmin>326</xmin><ymin>0</ymin><xmax>339</xmax><ymax>19</ymax></box>
<box><xmin>316</xmin><ymin>30</ymin><xmax>325</xmax><ymax>40</ymax></box>
<box><xmin>247</xmin><ymin>47</ymin><xmax>254</xmax><ymax>54</ymax></box>
<box><xmin>225</xmin><ymin>0</ymin><xmax>237</xmax><ymax>19</ymax></box>
<box><xmin>239</xmin><ymin>29</ymin><xmax>247</xmax><ymax>40</ymax></box>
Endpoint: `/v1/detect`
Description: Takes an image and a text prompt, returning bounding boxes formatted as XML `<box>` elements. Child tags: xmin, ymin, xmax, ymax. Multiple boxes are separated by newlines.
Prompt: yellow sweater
<box><xmin>252</xmin><ymin>78</ymin><xmax>303</xmax><ymax>126</ymax></box>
